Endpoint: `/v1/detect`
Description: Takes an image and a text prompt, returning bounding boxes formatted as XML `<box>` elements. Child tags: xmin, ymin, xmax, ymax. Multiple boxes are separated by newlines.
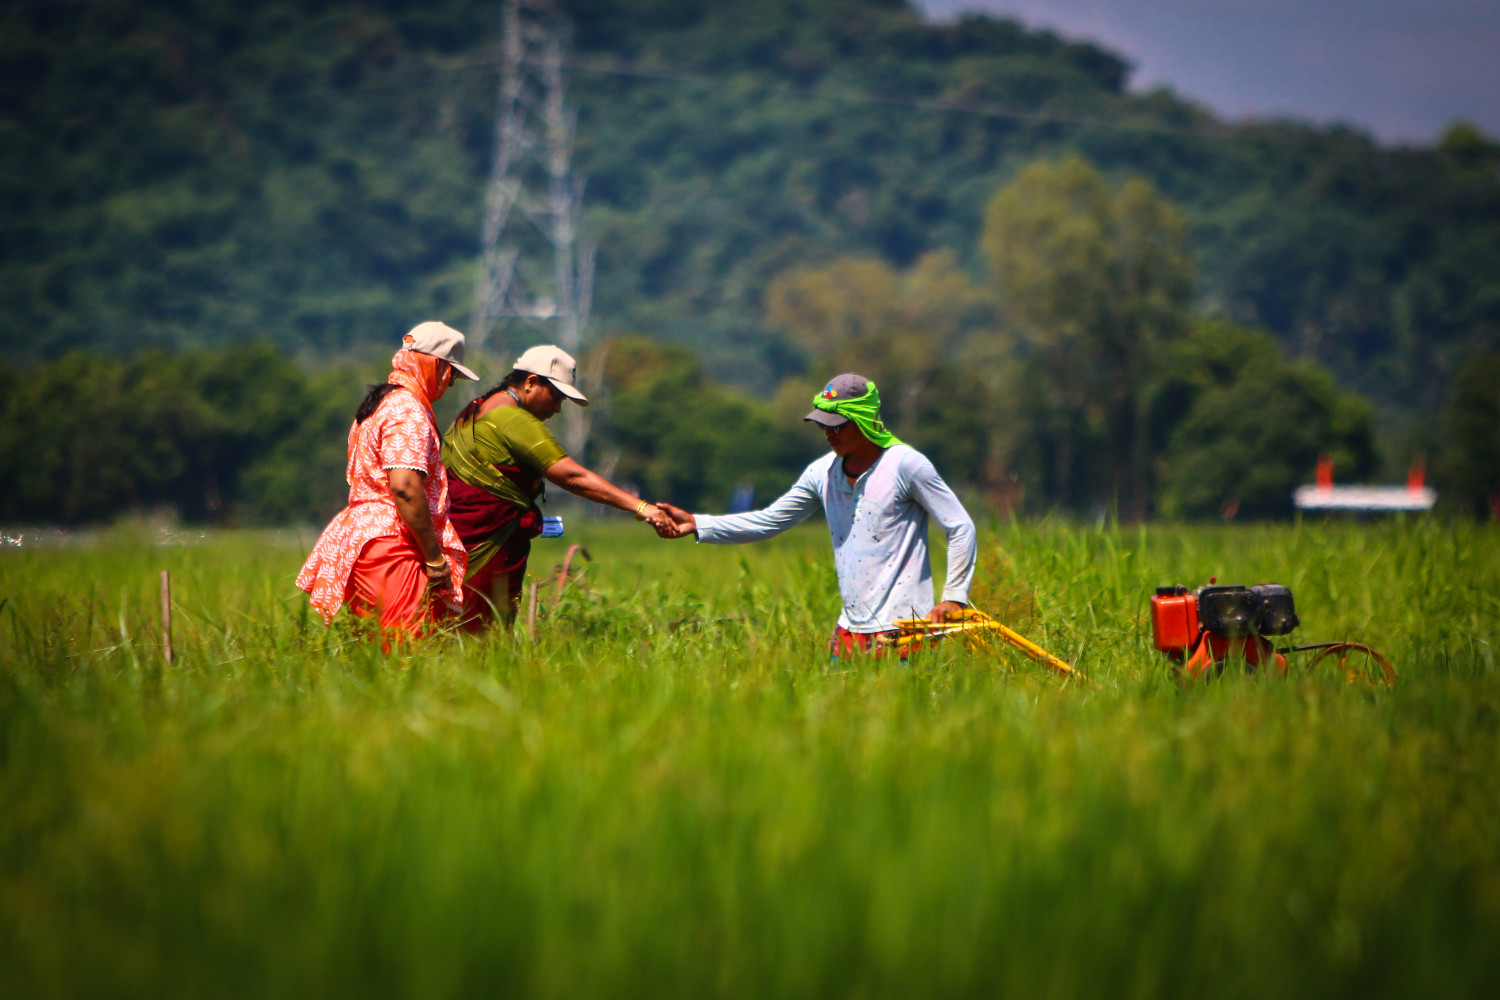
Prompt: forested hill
<box><xmin>4</xmin><ymin>0</ymin><xmax>1498</xmax><ymax>432</ymax></box>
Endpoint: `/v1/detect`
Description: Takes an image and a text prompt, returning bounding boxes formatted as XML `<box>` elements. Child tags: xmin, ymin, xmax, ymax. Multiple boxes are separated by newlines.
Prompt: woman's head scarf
<box><xmin>387</xmin><ymin>344</ymin><xmax>449</xmax><ymax>416</ymax></box>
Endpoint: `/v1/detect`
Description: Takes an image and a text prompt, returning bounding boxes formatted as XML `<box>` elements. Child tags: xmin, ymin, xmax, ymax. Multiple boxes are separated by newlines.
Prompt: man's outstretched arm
<box><xmin>654</xmin><ymin>467</ymin><xmax>823</xmax><ymax>543</ymax></box>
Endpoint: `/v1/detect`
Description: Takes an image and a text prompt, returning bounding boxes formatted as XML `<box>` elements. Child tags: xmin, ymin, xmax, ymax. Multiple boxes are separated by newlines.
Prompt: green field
<box><xmin>2</xmin><ymin>518</ymin><xmax>1498</xmax><ymax>998</ymax></box>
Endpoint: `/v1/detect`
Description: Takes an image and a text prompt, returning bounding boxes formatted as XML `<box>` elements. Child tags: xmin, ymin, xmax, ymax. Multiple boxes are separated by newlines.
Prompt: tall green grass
<box><xmin>2</xmin><ymin>518</ymin><xmax>1497</xmax><ymax>998</ymax></box>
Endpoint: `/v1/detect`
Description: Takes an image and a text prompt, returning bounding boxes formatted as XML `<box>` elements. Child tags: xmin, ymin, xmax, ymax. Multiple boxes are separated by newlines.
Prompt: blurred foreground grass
<box><xmin>2</xmin><ymin>518</ymin><xmax>1498</xmax><ymax>998</ymax></box>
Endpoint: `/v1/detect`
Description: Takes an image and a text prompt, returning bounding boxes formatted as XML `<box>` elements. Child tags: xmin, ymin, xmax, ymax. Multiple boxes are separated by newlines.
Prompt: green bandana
<box><xmin>812</xmin><ymin>379</ymin><xmax>902</xmax><ymax>449</ymax></box>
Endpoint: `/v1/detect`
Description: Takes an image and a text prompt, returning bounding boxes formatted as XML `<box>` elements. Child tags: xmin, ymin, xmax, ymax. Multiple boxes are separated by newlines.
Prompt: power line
<box><xmin>566</xmin><ymin>56</ymin><xmax>1297</xmax><ymax>145</ymax></box>
<box><xmin>4</xmin><ymin>46</ymin><xmax>1386</xmax><ymax>151</ymax></box>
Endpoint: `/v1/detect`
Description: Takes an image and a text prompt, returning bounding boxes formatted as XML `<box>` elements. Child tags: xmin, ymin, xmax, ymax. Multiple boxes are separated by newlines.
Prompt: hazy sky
<box><xmin>916</xmin><ymin>0</ymin><xmax>1500</xmax><ymax>146</ymax></box>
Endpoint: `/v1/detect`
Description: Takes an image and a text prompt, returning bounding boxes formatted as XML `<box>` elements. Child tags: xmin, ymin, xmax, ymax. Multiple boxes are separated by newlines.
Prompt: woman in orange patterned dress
<box><xmin>296</xmin><ymin>322</ymin><xmax>480</xmax><ymax>635</ymax></box>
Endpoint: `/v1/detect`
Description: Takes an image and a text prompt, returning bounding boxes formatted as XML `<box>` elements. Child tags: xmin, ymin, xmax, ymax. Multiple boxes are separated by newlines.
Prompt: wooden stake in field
<box><xmin>526</xmin><ymin>581</ymin><xmax>539</xmax><ymax>643</ymax></box>
<box><xmin>159</xmin><ymin>570</ymin><xmax>173</xmax><ymax>666</ymax></box>
<box><xmin>554</xmin><ymin>543</ymin><xmax>591</xmax><ymax>598</ymax></box>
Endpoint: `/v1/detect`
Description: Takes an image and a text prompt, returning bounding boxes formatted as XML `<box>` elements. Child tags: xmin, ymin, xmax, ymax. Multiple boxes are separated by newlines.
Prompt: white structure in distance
<box><xmin>1293</xmin><ymin>457</ymin><xmax>1436</xmax><ymax>512</ymax></box>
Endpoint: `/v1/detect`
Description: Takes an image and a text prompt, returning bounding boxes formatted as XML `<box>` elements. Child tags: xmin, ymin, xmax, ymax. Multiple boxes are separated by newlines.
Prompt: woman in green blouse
<box><xmin>442</xmin><ymin>344</ymin><xmax>667</xmax><ymax>626</ymax></box>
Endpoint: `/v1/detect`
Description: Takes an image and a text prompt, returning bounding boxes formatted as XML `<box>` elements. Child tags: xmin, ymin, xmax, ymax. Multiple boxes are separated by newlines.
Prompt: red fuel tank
<box><xmin>1150</xmin><ymin>589</ymin><xmax>1199</xmax><ymax>656</ymax></box>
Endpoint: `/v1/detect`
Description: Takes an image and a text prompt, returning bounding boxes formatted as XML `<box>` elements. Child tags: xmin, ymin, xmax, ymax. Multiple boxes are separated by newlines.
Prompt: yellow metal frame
<box><xmin>892</xmin><ymin>608</ymin><xmax>1087</xmax><ymax>684</ymax></box>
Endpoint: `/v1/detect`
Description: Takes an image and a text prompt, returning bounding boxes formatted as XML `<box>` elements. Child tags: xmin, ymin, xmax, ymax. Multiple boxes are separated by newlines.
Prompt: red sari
<box><xmin>446</xmin><ymin>476</ymin><xmax>542</xmax><ymax>627</ymax></box>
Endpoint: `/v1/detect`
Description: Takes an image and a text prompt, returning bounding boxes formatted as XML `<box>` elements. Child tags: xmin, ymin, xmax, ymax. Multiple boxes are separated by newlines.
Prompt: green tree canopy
<box><xmin>764</xmin><ymin>250</ymin><xmax>1000</xmax><ymax>433</ymax></box>
<box><xmin>1152</xmin><ymin>321</ymin><xmax>1378</xmax><ymax>520</ymax></box>
<box><xmin>982</xmin><ymin>155</ymin><xmax>1193</xmax><ymax>516</ymax></box>
<box><xmin>1441</xmin><ymin>351</ymin><xmax>1500</xmax><ymax>519</ymax></box>
<box><xmin>590</xmin><ymin>337</ymin><xmax>817</xmax><ymax>512</ymax></box>
<box><xmin>5</xmin><ymin>0</ymin><xmax>1496</xmax><ymax>436</ymax></box>
<box><xmin>0</xmin><ymin>344</ymin><xmax>359</xmax><ymax>525</ymax></box>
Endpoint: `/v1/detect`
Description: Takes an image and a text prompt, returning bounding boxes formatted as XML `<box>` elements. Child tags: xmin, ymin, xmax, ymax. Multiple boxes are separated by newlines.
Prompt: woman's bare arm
<box><xmin>387</xmin><ymin>468</ymin><xmax>447</xmax><ymax>589</ymax></box>
<box><xmin>543</xmin><ymin>457</ymin><xmax>667</xmax><ymax>527</ymax></box>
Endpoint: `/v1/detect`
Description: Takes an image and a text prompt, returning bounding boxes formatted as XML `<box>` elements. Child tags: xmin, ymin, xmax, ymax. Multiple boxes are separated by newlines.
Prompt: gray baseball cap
<box><xmin>804</xmin><ymin>372</ymin><xmax>874</xmax><ymax>427</ymax></box>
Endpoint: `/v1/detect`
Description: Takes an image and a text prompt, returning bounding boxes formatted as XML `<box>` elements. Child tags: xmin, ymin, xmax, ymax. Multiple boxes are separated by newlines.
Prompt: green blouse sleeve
<box><xmin>475</xmin><ymin>408</ymin><xmax>568</xmax><ymax>474</ymax></box>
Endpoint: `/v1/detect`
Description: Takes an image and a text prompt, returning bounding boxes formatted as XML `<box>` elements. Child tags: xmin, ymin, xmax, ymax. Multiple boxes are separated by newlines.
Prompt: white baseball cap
<box><xmin>514</xmin><ymin>344</ymin><xmax>589</xmax><ymax>406</ymax></box>
<box><xmin>404</xmin><ymin>321</ymin><xmax>480</xmax><ymax>381</ymax></box>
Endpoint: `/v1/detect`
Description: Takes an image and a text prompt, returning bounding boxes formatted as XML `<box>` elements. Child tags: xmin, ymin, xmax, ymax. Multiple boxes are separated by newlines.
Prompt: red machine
<box><xmin>1150</xmin><ymin>581</ymin><xmax>1394</xmax><ymax>686</ymax></box>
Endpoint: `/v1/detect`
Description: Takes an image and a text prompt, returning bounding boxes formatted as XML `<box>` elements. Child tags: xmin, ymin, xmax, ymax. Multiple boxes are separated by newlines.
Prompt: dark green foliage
<box><xmin>593</xmin><ymin>337</ymin><xmax>818</xmax><ymax>511</ymax></box>
<box><xmin>0</xmin><ymin>338</ymin><xmax>816</xmax><ymax>526</ymax></box>
<box><xmin>0</xmin><ymin>344</ymin><xmax>359</xmax><ymax>525</ymax></box>
<box><xmin>1</xmin><ymin>0</ymin><xmax>489</xmax><ymax>357</ymax></box>
<box><xmin>236</xmin><ymin>368</ymin><xmax>362</xmax><ymax>525</ymax></box>
<box><xmin>5</xmin><ymin>0</ymin><xmax>1497</xmax><ymax>426</ymax></box>
<box><xmin>981</xmin><ymin>156</ymin><xmax>1193</xmax><ymax>517</ymax></box>
<box><xmin>903</xmin><ymin>366</ymin><xmax>995</xmax><ymax>488</ymax></box>
<box><xmin>3</xmin><ymin>0</ymin><xmax>1497</xmax><ymax>521</ymax></box>
<box><xmin>1440</xmin><ymin>351</ymin><xmax>1500</xmax><ymax>519</ymax></box>
<box><xmin>569</xmin><ymin>3</ymin><xmax>1144</xmax><ymax>384</ymax></box>
<box><xmin>0</xmin><ymin>336</ymin><xmax>819</xmax><ymax>527</ymax></box>
<box><xmin>1193</xmin><ymin>126</ymin><xmax>1500</xmax><ymax>424</ymax></box>
<box><xmin>1151</xmin><ymin>321</ymin><xmax>1379</xmax><ymax>520</ymax></box>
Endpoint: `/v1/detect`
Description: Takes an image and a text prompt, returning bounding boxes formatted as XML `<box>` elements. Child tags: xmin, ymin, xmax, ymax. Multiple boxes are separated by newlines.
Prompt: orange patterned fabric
<box><xmin>296</xmin><ymin>384</ymin><xmax>466</xmax><ymax>624</ymax></box>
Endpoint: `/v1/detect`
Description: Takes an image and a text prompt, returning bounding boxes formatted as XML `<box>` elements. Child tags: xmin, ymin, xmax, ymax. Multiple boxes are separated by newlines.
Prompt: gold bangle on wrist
<box><xmin>634</xmin><ymin>499</ymin><xmax>649</xmax><ymax>520</ymax></box>
<box><xmin>424</xmin><ymin>557</ymin><xmax>447</xmax><ymax>570</ymax></box>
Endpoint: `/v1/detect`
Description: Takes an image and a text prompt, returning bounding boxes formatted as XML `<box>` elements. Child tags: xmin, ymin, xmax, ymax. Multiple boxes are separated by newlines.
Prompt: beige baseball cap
<box><xmin>514</xmin><ymin>344</ymin><xmax>589</xmax><ymax>406</ymax></box>
<box><xmin>404</xmin><ymin>321</ymin><xmax>480</xmax><ymax>381</ymax></box>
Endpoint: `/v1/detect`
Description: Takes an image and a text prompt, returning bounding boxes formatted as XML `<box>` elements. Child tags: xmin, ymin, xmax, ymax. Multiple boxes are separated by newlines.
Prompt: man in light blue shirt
<box><xmin>656</xmin><ymin>373</ymin><xmax>977</xmax><ymax>654</ymax></box>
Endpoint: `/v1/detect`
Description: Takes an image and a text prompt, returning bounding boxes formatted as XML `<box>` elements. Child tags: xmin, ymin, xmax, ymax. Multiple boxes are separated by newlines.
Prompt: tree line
<box><xmin>0</xmin><ymin>338</ymin><xmax>809</xmax><ymax>527</ymax></box>
<box><xmin>2</xmin><ymin>155</ymin><xmax>1494</xmax><ymax>525</ymax></box>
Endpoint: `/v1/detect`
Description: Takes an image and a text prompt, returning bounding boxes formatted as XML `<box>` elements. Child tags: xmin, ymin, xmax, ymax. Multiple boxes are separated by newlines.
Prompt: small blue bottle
<box><xmin>541</xmin><ymin>515</ymin><xmax>564</xmax><ymax>538</ymax></box>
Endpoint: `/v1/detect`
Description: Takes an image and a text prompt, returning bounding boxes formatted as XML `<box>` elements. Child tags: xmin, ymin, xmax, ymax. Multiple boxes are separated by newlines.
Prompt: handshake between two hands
<box><xmin>635</xmin><ymin>501</ymin><xmax>696</xmax><ymax>539</ymax></box>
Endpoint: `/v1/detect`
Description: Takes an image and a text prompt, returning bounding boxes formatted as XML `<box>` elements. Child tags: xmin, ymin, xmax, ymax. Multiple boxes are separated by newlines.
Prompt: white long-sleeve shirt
<box><xmin>695</xmin><ymin>444</ymin><xmax>977</xmax><ymax>632</ymax></box>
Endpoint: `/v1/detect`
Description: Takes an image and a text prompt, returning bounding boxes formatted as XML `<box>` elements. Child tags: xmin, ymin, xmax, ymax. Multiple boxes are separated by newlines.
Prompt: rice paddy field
<box><xmin>2</xmin><ymin>516</ymin><xmax>1498</xmax><ymax>998</ymax></box>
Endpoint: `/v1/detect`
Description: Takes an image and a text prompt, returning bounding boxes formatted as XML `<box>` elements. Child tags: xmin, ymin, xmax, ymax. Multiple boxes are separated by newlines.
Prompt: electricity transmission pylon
<box><xmin>470</xmin><ymin>0</ymin><xmax>595</xmax><ymax>397</ymax></box>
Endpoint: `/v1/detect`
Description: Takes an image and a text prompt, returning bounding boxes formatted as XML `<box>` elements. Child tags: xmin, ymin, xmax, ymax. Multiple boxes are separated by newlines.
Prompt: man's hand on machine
<box><xmin>930</xmin><ymin>601</ymin><xmax>965</xmax><ymax>625</ymax></box>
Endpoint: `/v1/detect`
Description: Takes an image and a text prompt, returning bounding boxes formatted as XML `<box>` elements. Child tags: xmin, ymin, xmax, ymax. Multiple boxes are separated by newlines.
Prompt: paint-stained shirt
<box><xmin>694</xmin><ymin>444</ymin><xmax>976</xmax><ymax>632</ymax></box>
